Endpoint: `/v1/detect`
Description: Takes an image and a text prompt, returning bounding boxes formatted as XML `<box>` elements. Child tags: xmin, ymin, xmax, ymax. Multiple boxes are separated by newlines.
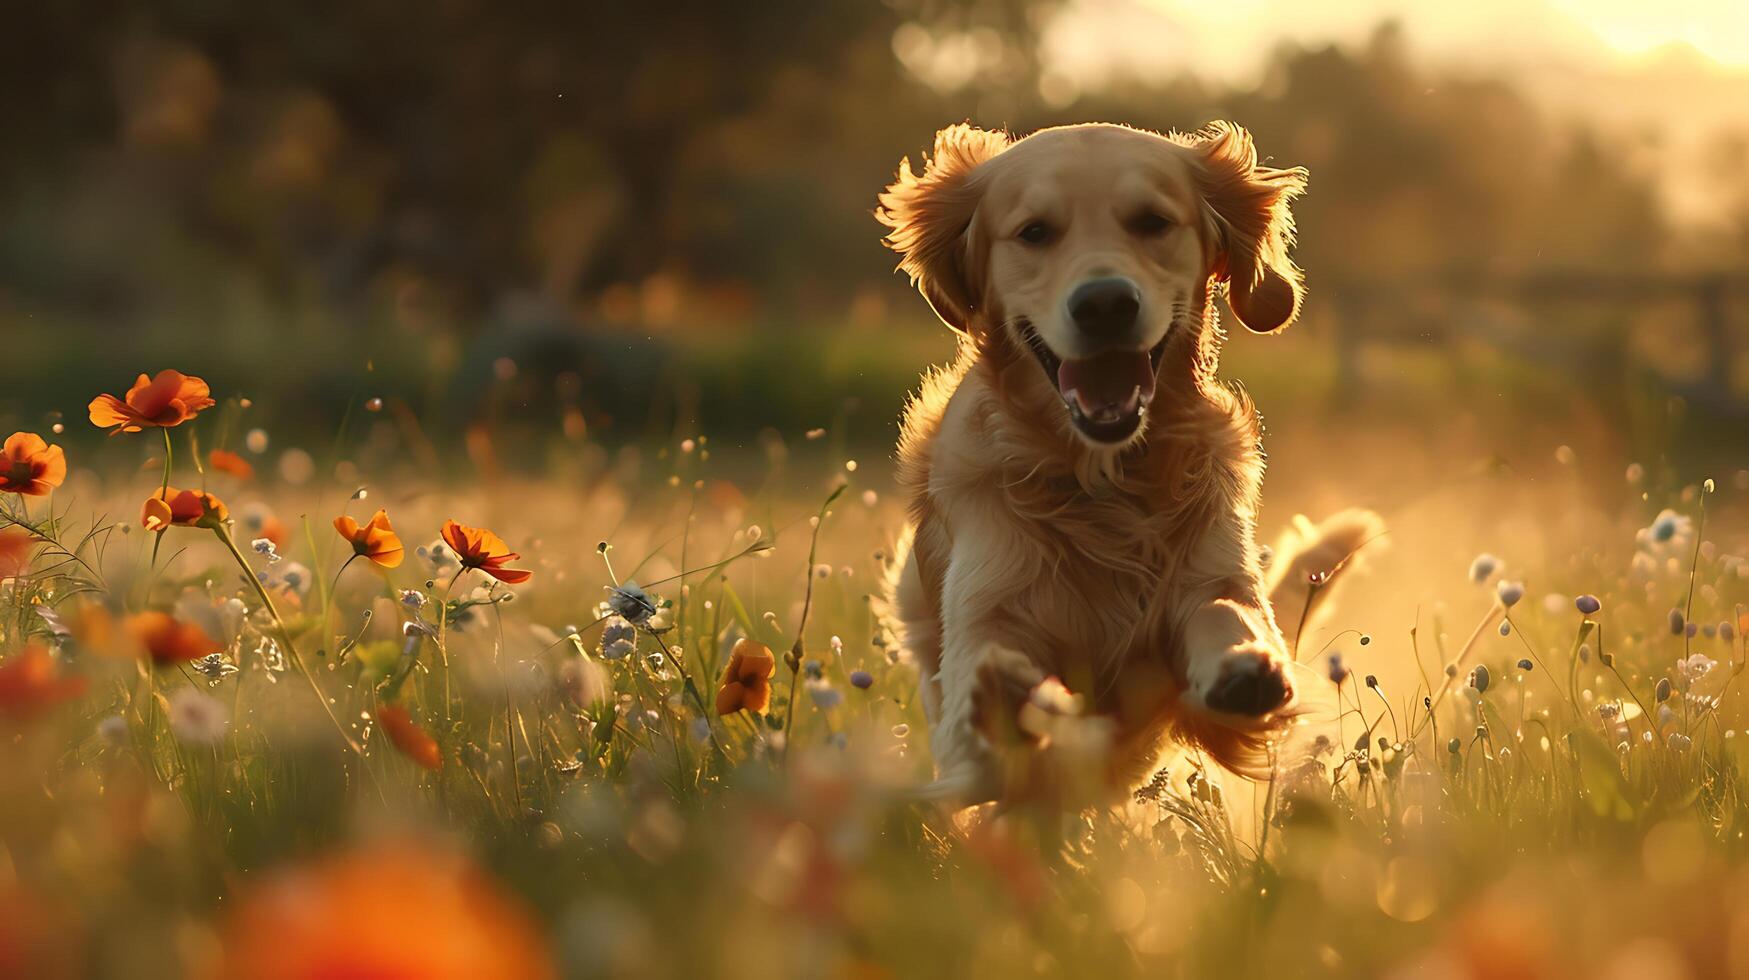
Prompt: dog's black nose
<box><xmin>1068</xmin><ymin>278</ymin><xmax>1142</xmax><ymax>340</ymax></box>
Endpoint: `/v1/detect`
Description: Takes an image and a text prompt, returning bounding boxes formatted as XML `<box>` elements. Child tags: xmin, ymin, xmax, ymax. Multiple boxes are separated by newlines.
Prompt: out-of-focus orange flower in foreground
<box><xmin>207</xmin><ymin>449</ymin><xmax>254</xmax><ymax>480</ymax></box>
<box><xmin>335</xmin><ymin>509</ymin><xmax>405</xmax><ymax>568</ymax></box>
<box><xmin>0</xmin><ymin>529</ymin><xmax>32</xmax><ymax>578</ymax></box>
<box><xmin>125</xmin><ymin>611</ymin><xmax>223</xmax><ymax>666</ymax></box>
<box><xmin>216</xmin><ymin>845</ymin><xmax>555</xmax><ymax>980</ymax></box>
<box><xmin>375</xmin><ymin>704</ymin><xmax>442</xmax><ymax>770</ymax></box>
<box><xmin>0</xmin><ymin>645</ymin><xmax>88</xmax><ymax>720</ymax></box>
<box><xmin>142</xmin><ymin>487</ymin><xmax>228</xmax><ymax>532</ymax></box>
<box><xmin>0</xmin><ymin>432</ymin><xmax>67</xmax><ymax>496</ymax></box>
<box><xmin>440</xmin><ymin>519</ymin><xmax>533</xmax><ymax>584</ymax></box>
<box><xmin>716</xmin><ymin>638</ymin><xmax>775</xmax><ymax>715</ymax></box>
<box><xmin>88</xmin><ymin>369</ymin><xmax>216</xmax><ymax>434</ymax></box>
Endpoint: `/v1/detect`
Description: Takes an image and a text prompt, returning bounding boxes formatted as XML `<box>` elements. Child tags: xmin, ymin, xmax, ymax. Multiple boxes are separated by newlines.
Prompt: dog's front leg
<box><xmin>926</xmin><ymin>518</ymin><xmax>1049</xmax><ymax>804</ymax></box>
<box><xmin>1174</xmin><ymin>514</ymin><xmax>1296</xmax><ymax>723</ymax></box>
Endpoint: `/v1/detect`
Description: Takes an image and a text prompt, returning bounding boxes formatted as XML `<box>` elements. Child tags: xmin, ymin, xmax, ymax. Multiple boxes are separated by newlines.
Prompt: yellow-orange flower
<box><xmin>125</xmin><ymin>611</ymin><xmax>223</xmax><ymax>665</ymax></box>
<box><xmin>716</xmin><ymin>638</ymin><xmax>776</xmax><ymax>715</ymax></box>
<box><xmin>217</xmin><ymin>845</ymin><xmax>555</xmax><ymax>980</ymax></box>
<box><xmin>208</xmin><ymin>449</ymin><xmax>254</xmax><ymax>480</ymax></box>
<box><xmin>441</xmin><ymin>520</ymin><xmax>533</xmax><ymax>584</ymax></box>
<box><xmin>374</xmin><ymin>704</ymin><xmax>442</xmax><ymax>771</ymax></box>
<box><xmin>88</xmin><ymin>369</ymin><xmax>216</xmax><ymax>434</ymax></box>
<box><xmin>141</xmin><ymin>487</ymin><xmax>228</xmax><ymax>532</ymax></box>
<box><xmin>0</xmin><ymin>644</ymin><xmax>88</xmax><ymax>721</ymax></box>
<box><xmin>0</xmin><ymin>432</ymin><xmax>66</xmax><ymax>496</ymax></box>
<box><xmin>333</xmin><ymin>509</ymin><xmax>404</xmax><ymax>569</ymax></box>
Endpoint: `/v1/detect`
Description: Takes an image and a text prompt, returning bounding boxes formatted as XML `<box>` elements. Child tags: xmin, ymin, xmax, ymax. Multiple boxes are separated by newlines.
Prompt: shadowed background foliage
<box><xmin>3</xmin><ymin>1</ymin><xmax>1748</xmax><ymax>472</ymax></box>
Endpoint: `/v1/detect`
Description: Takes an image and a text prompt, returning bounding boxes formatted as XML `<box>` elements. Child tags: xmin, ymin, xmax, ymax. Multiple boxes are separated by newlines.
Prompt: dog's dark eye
<box><xmin>1017</xmin><ymin>221</ymin><xmax>1053</xmax><ymax>245</ymax></box>
<box><xmin>1131</xmin><ymin>212</ymin><xmax>1173</xmax><ymax>236</ymax></box>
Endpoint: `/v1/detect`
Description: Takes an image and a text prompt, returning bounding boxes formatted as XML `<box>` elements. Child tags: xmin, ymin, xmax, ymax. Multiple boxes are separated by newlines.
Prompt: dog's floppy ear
<box><xmin>1190</xmin><ymin>121</ymin><xmax>1308</xmax><ymax>334</ymax></box>
<box><xmin>877</xmin><ymin>124</ymin><xmax>1010</xmax><ymax>333</ymax></box>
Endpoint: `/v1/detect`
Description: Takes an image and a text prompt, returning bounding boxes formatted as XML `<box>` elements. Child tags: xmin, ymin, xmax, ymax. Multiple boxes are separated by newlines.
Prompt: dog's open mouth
<box><xmin>1021</xmin><ymin>323</ymin><xmax>1166</xmax><ymax>444</ymax></box>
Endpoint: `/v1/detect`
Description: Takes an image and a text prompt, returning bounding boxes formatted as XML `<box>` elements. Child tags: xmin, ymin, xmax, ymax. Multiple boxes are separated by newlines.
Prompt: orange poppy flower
<box><xmin>334</xmin><ymin>509</ymin><xmax>404</xmax><ymax>569</ymax></box>
<box><xmin>440</xmin><ymin>520</ymin><xmax>533</xmax><ymax>584</ymax></box>
<box><xmin>375</xmin><ymin>704</ymin><xmax>442</xmax><ymax>770</ymax></box>
<box><xmin>217</xmin><ymin>845</ymin><xmax>555</xmax><ymax>980</ymax></box>
<box><xmin>208</xmin><ymin>449</ymin><xmax>254</xmax><ymax>480</ymax></box>
<box><xmin>0</xmin><ymin>432</ymin><xmax>67</xmax><ymax>496</ymax></box>
<box><xmin>141</xmin><ymin>487</ymin><xmax>229</xmax><ymax>532</ymax></box>
<box><xmin>0</xmin><ymin>644</ymin><xmax>88</xmax><ymax>721</ymax></box>
<box><xmin>88</xmin><ymin>369</ymin><xmax>216</xmax><ymax>434</ymax></box>
<box><xmin>716</xmin><ymin>638</ymin><xmax>776</xmax><ymax>715</ymax></box>
<box><xmin>125</xmin><ymin>611</ymin><xmax>223</xmax><ymax>665</ymax></box>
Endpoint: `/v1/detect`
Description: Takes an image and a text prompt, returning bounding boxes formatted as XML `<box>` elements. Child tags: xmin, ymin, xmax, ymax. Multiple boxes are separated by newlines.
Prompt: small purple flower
<box><xmin>1575</xmin><ymin>595</ymin><xmax>1601</xmax><ymax>616</ymax></box>
<box><xmin>1468</xmin><ymin>553</ymin><xmax>1501</xmax><ymax>584</ymax></box>
<box><xmin>1669</xmin><ymin>608</ymin><xmax>1686</xmax><ymax>635</ymax></box>
<box><xmin>849</xmin><ymin>670</ymin><xmax>874</xmax><ymax>690</ymax></box>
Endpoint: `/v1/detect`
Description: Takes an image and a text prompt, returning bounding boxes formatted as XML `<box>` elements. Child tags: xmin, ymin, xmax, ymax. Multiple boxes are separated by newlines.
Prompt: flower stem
<box><xmin>215</xmin><ymin>526</ymin><xmax>365</xmax><ymax>761</ymax></box>
<box><xmin>146</xmin><ymin>428</ymin><xmax>173</xmax><ymax>586</ymax></box>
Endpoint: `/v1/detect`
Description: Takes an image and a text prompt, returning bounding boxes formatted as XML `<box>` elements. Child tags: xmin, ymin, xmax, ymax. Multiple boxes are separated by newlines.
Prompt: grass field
<box><xmin>2</xmin><ymin>366</ymin><xmax>1747</xmax><ymax>979</ymax></box>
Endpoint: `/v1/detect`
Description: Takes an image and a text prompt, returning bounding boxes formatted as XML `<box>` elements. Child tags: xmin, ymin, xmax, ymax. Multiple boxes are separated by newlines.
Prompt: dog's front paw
<box><xmin>1197</xmin><ymin>649</ymin><xmax>1295</xmax><ymax>718</ymax></box>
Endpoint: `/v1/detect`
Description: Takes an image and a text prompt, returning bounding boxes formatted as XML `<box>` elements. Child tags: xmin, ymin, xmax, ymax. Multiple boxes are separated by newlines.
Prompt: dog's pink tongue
<box><xmin>1057</xmin><ymin>350</ymin><xmax>1155</xmax><ymax>415</ymax></box>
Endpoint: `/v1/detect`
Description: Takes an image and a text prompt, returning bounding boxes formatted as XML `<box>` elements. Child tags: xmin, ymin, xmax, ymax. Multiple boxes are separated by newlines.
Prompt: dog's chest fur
<box><xmin>897</xmin><ymin>335</ymin><xmax>1257</xmax><ymax>704</ymax></box>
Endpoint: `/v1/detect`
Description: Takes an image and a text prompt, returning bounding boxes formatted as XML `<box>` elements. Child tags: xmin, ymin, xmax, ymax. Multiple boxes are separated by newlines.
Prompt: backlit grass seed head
<box><xmin>1655</xmin><ymin>677</ymin><xmax>1673</xmax><ymax>703</ymax></box>
<box><xmin>1496</xmin><ymin>580</ymin><xmax>1524</xmax><ymax>607</ymax></box>
<box><xmin>1470</xmin><ymin>664</ymin><xmax>1491</xmax><ymax>693</ymax></box>
<box><xmin>1327</xmin><ymin>652</ymin><xmax>1349</xmax><ymax>684</ymax></box>
<box><xmin>1499</xmin><ymin>621</ymin><xmax>1511</xmax><ymax>636</ymax></box>
<box><xmin>1469</xmin><ymin>553</ymin><xmax>1501</xmax><ymax>584</ymax></box>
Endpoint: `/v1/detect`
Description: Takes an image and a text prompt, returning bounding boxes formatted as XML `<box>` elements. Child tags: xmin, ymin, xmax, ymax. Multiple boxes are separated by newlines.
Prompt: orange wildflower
<box><xmin>374</xmin><ymin>704</ymin><xmax>442</xmax><ymax>770</ymax></box>
<box><xmin>334</xmin><ymin>509</ymin><xmax>404</xmax><ymax>569</ymax></box>
<box><xmin>141</xmin><ymin>487</ymin><xmax>228</xmax><ymax>532</ymax></box>
<box><xmin>88</xmin><ymin>369</ymin><xmax>216</xmax><ymax>434</ymax></box>
<box><xmin>440</xmin><ymin>520</ymin><xmax>533</xmax><ymax>584</ymax></box>
<box><xmin>208</xmin><ymin>449</ymin><xmax>254</xmax><ymax>480</ymax></box>
<box><xmin>218</xmin><ymin>845</ymin><xmax>555</xmax><ymax>980</ymax></box>
<box><xmin>125</xmin><ymin>611</ymin><xmax>223</xmax><ymax>665</ymax></box>
<box><xmin>0</xmin><ymin>644</ymin><xmax>88</xmax><ymax>721</ymax></box>
<box><xmin>716</xmin><ymin>638</ymin><xmax>776</xmax><ymax>715</ymax></box>
<box><xmin>0</xmin><ymin>432</ymin><xmax>66</xmax><ymax>496</ymax></box>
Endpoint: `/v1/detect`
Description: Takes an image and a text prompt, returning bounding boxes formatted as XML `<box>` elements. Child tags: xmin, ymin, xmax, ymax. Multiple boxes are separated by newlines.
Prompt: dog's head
<box><xmin>878</xmin><ymin>122</ymin><xmax>1307</xmax><ymax>447</ymax></box>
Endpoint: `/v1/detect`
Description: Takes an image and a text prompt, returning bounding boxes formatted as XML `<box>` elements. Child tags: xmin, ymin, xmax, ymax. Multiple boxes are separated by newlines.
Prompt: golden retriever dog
<box><xmin>876</xmin><ymin>121</ymin><xmax>1381</xmax><ymax>804</ymax></box>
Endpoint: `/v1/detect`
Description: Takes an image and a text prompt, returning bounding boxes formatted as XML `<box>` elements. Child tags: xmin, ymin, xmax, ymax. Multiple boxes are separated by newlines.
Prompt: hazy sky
<box><xmin>1042</xmin><ymin>0</ymin><xmax>1749</xmax><ymax>90</ymax></box>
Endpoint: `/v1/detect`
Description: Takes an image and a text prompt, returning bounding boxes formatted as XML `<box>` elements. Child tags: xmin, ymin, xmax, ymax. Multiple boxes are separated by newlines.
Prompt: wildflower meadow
<box><xmin>0</xmin><ymin>364</ymin><xmax>1746</xmax><ymax>979</ymax></box>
